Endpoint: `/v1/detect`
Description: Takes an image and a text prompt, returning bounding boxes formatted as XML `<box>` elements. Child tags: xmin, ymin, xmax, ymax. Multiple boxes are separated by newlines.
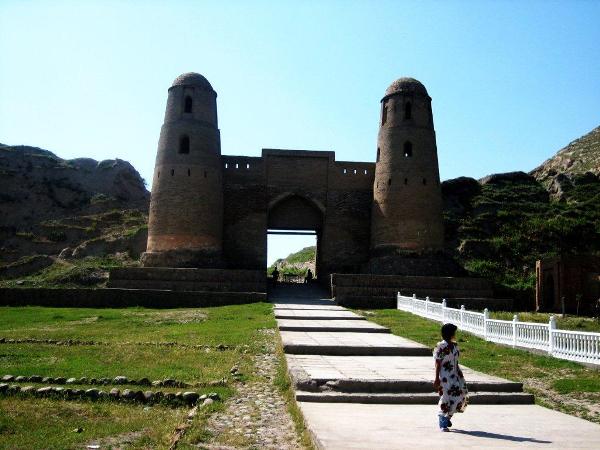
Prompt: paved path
<box><xmin>271</xmin><ymin>287</ymin><xmax>600</xmax><ymax>449</ymax></box>
<box><xmin>280</xmin><ymin>331</ymin><xmax>431</xmax><ymax>356</ymax></box>
<box><xmin>277</xmin><ymin>318</ymin><xmax>389</xmax><ymax>333</ymax></box>
<box><xmin>274</xmin><ymin>309</ymin><xmax>363</xmax><ymax>320</ymax></box>
<box><xmin>299</xmin><ymin>403</ymin><xmax>600</xmax><ymax>449</ymax></box>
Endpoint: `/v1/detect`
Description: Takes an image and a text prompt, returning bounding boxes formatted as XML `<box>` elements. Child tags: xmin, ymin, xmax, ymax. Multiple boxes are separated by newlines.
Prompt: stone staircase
<box><xmin>272</xmin><ymin>287</ymin><xmax>533</xmax><ymax>413</ymax></box>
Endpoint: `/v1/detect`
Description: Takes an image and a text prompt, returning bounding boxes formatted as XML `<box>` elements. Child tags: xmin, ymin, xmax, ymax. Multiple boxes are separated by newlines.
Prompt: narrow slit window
<box><xmin>404</xmin><ymin>101</ymin><xmax>412</xmax><ymax>120</ymax></box>
<box><xmin>422</xmin><ymin>178</ymin><xmax>427</xmax><ymax>185</ymax></box>
<box><xmin>382</xmin><ymin>102</ymin><xmax>388</xmax><ymax>125</ymax></box>
<box><xmin>184</xmin><ymin>96</ymin><xmax>193</xmax><ymax>113</ymax></box>
<box><xmin>225</xmin><ymin>163</ymin><xmax>228</xmax><ymax>168</ymax></box>
<box><xmin>157</xmin><ymin>171</ymin><xmax>160</xmax><ymax>178</ymax></box>
<box><xmin>246</xmin><ymin>163</ymin><xmax>250</xmax><ymax>169</ymax></box>
<box><xmin>179</xmin><ymin>135</ymin><xmax>190</xmax><ymax>154</ymax></box>
<box><xmin>388</xmin><ymin>178</ymin><xmax>392</xmax><ymax>186</ymax></box>
<box><xmin>364</xmin><ymin>169</ymin><xmax>367</xmax><ymax>174</ymax></box>
<box><xmin>188</xmin><ymin>169</ymin><xmax>191</xmax><ymax>176</ymax></box>
<box><xmin>235</xmin><ymin>163</ymin><xmax>239</xmax><ymax>169</ymax></box>
<box><xmin>404</xmin><ymin>178</ymin><xmax>408</xmax><ymax>185</ymax></box>
<box><xmin>353</xmin><ymin>169</ymin><xmax>357</xmax><ymax>174</ymax></box>
<box><xmin>377</xmin><ymin>147</ymin><xmax>380</xmax><ymax>162</ymax></box>
<box><xmin>403</xmin><ymin>141</ymin><xmax>413</xmax><ymax>157</ymax></box>
<box><xmin>343</xmin><ymin>168</ymin><xmax>347</xmax><ymax>174</ymax></box>
<box><xmin>171</xmin><ymin>169</ymin><xmax>174</xmax><ymax>176</ymax></box>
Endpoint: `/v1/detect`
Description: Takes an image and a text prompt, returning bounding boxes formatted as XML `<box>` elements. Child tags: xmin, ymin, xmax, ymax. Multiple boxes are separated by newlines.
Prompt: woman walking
<box><xmin>433</xmin><ymin>323</ymin><xmax>468</xmax><ymax>431</ymax></box>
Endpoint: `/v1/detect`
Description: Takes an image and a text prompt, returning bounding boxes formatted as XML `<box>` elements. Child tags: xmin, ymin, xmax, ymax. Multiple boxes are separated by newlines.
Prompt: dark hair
<box><xmin>441</xmin><ymin>323</ymin><xmax>458</xmax><ymax>341</ymax></box>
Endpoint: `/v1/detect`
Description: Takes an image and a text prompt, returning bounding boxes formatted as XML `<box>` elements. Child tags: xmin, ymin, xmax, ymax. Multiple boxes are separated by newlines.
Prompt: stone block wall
<box><xmin>331</xmin><ymin>273</ymin><xmax>498</xmax><ymax>308</ymax></box>
<box><xmin>108</xmin><ymin>267</ymin><xmax>266</xmax><ymax>293</ymax></box>
<box><xmin>219</xmin><ymin>149</ymin><xmax>377</xmax><ymax>281</ymax></box>
<box><xmin>0</xmin><ymin>288</ymin><xmax>265</xmax><ymax>308</ymax></box>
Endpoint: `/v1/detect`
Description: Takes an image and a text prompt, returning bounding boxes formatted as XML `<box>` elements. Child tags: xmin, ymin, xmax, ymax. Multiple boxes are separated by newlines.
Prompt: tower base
<box><xmin>141</xmin><ymin>249</ymin><xmax>224</xmax><ymax>269</ymax></box>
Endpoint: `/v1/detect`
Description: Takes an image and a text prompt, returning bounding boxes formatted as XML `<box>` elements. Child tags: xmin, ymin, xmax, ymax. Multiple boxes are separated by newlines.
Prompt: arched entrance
<box><xmin>267</xmin><ymin>194</ymin><xmax>324</xmax><ymax>282</ymax></box>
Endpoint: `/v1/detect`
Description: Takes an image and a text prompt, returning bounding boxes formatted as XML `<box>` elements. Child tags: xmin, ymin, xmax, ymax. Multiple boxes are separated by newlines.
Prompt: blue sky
<box><xmin>1</xmin><ymin>0</ymin><xmax>599</xmax><ymax>266</ymax></box>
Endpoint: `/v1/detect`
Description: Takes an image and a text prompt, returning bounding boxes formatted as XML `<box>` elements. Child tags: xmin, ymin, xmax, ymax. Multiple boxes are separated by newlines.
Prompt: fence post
<box><xmin>442</xmin><ymin>299</ymin><xmax>447</xmax><ymax>322</ymax></box>
<box><xmin>460</xmin><ymin>305</ymin><xmax>465</xmax><ymax>328</ymax></box>
<box><xmin>483</xmin><ymin>308</ymin><xmax>489</xmax><ymax>340</ymax></box>
<box><xmin>512</xmin><ymin>314</ymin><xmax>518</xmax><ymax>348</ymax></box>
<box><xmin>412</xmin><ymin>293</ymin><xmax>416</xmax><ymax>313</ymax></box>
<box><xmin>397</xmin><ymin>292</ymin><xmax>400</xmax><ymax>310</ymax></box>
<box><xmin>548</xmin><ymin>315</ymin><xmax>556</xmax><ymax>355</ymax></box>
<box><xmin>425</xmin><ymin>296</ymin><xmax>430</xmax><ymax>317</ymax></box>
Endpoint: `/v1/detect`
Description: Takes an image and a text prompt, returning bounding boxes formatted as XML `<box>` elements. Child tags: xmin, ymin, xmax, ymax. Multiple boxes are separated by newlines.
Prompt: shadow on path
<box><xmin>268</xmin><ymin>282</ymin><xmax>332</xmax><ymax>304</ymax></box>
<box><xmin>452</xmin><ymin>429</ymin><xmax>552</xmax><ymax>444</ymax></box>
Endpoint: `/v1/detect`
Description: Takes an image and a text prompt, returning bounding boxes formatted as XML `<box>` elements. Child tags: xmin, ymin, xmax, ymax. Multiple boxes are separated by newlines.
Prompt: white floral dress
<box><xmin>433</xmin><ymin>340</ymin><xmax>468</xmax><ymax>417</ymax></box>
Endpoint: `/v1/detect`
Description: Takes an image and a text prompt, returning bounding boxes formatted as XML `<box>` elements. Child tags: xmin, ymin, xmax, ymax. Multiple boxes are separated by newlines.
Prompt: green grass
<box><xmin>0</xmin><ymin>397</ymin><xmax>186</xmax><ymax>449</ymax></box>
<box><xmin>0</xmin><ymin>343</ymin><xmax>243</xmax><ymax>385</ymax></box>
<box><xmin>0</xmin><ymin>304</ymin><xmax>274</xmax><ymax>345</ymax></box>
<box><xmin>362</xmin><ymin>308</ymin><xmax>600</xmax><ymax>423</ymax></box>
<box><xmin>0</xmin><ymin>303</ymin><xmax>277</xmax><ymax>448</ymax></box>
<box><xmin>553</xmin><ymin>378</ymin><xmax>600</xmax><ymax>394</ymax></box>
<box><xmin>489</xmin><ymin>311</ymin><xmax>600</xmax><ymax>333</ymax></box>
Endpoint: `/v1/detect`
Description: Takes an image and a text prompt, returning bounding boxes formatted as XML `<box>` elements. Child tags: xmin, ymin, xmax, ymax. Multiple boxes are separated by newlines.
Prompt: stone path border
<box><xmin>199</xmin><ymin>328</ymin><xmax>302</xmax><ymax>449</ymax></box>
<box><xmin>0</xmin><ymin>337</ymin><xmax>237</xmax><ymax>350</ymax></box>
<box><xmin>1</xmin><ymin>374</ymin><xmax>196</xmax><ymax>388</ymax></box>
<box><xmin>0</xmin><ymin>382</ymin><xmax>220</xmax><ymax>407</ymax></box>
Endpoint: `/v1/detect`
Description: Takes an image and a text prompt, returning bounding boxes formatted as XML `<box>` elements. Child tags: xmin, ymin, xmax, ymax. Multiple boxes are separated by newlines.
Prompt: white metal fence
<box><xmin>397</xmin><ymin>293</ymin><xmax>600</xmax><ymax>365</ymax></box>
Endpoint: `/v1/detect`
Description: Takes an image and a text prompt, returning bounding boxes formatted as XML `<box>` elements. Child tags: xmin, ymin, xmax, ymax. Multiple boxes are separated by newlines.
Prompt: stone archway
<box><xmin>267</xmin><ymin>194</ymin><xmax>324</xmax><ymax>281</ymax></box>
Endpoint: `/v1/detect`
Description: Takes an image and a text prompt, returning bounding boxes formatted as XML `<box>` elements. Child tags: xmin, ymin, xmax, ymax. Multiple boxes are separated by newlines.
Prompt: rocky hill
<box><xmin>0</xmin><ymin>144</ymin><xmax>150</xmax><ymax>287</ymax></box>
<box><xmin>443</xmin><ymin>125</ymin><xmax>600</xmax><ymax>305</ymax></box>
<box><xmin>531</xmin><ymin>126</ymin><xmax>600</xmax><ymax>199</ymax></box>
<box><xmin>268</xmin><ymin>246</ymin><xmax>316</xmax><ymax>277</ymax></box>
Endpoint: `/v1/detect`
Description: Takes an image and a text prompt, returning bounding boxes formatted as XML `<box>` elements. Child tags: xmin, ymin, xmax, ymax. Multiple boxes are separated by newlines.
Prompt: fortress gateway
<box><xmin>111</xmin><ymin>73</ymin><xmax>495</xmax><ymax>306</ymax></box>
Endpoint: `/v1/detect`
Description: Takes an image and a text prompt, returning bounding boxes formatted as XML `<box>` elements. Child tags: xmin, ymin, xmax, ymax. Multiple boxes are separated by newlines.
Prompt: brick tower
<box><xmin>370</xmin><ymin>77</ymin><xmax>445</xmax><ymax>262</ymax></box>
<box><xmin>141</xmin><ymin>73</ymin><xmax>224</xmax><ymax>267</ymax></box>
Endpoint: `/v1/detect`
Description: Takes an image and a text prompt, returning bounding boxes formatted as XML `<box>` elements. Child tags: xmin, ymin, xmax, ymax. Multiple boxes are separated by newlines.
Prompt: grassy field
<box><xmin>361</xmin><ymin>308</ymin><xmax>600</xmax><ymax>424</ymax></box>
<box><xmin>0</xmin><ymin>303</ymin><xmax>276</xmax><ymax>449</ymax></box>
<box><xmin>0</xmin><ymin>304</ymin><xmax>271</xmax><ymax>345</ymax></box>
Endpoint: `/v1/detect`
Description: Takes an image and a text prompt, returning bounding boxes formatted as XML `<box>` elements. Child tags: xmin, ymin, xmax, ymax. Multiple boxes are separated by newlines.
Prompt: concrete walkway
<box><xmin>271</xmin><ymin>286</ymin><xmax>600</xmax><ymax>449</ymax></box>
